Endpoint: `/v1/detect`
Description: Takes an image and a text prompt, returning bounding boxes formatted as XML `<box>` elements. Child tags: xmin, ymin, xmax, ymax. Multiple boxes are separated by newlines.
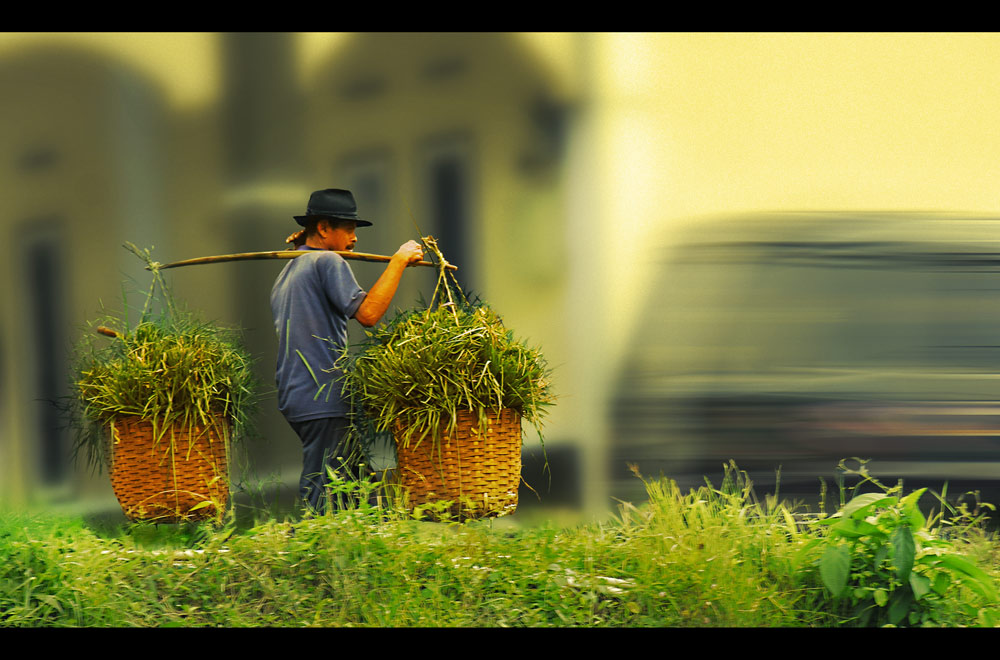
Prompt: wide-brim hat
<box><xmin>294</xmin><ymin>188</ymin><xmax>372</xmax><ymax>227</ymax></box>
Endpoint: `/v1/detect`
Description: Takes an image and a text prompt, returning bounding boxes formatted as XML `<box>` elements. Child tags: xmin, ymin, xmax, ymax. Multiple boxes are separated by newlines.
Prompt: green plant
<box><xmin>6</xmin><ymin>459</ymin><xmax>1000</xmax><ymax>627</ymax></box>
<box><xmin>611</xmin><ymin>462</ymin><xmax>826</xmax><ymax>627</ymax></box>
<box><xmin>794</xmin><ymin>459</ymin><xmax>999</xmax><ymax>627</ymax></box>
<box><xmin>340</xmin><ymin>236</ymin><xmax>554</xmax><ymax>450</ymax></box>
<box><xmin>69</xmin><ymin>244</ymin><xmax>258</xmax><ymax>474</ymax></box>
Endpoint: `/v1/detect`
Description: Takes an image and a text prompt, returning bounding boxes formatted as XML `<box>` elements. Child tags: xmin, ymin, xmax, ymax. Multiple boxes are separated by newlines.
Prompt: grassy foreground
<box><xmin>2</xmin><ymin>464</ymin><xmax>999</xmax><ymax>627</ymax></box>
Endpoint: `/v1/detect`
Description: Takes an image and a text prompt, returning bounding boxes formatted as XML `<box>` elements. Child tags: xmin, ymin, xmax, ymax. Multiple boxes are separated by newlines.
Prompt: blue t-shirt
<box><xmin>270</xmin><ymin>247</ymin><xmax>367</xmax><ymax>422</ymax></box>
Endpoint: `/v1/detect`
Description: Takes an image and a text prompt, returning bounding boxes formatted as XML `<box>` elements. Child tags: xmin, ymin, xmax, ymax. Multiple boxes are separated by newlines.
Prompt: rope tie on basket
<box><xmin>421</xmin><ymin>235</ymin><xmax>467</xmax><ymax>323</ymax></box>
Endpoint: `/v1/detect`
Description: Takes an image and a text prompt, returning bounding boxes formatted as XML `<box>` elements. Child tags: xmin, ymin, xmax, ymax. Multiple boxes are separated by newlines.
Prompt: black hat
<box><xmin>294</xmin><ymin>188</ymin><xmax>372</xmax><ymax>227</ymax></box>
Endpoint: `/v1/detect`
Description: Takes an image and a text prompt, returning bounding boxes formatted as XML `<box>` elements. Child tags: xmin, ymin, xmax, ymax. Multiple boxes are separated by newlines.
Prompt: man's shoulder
<box><xmin>274</xmin><ymin>248</ymin><xmax>358</xmax><ymax>294</ymax></box>
<box><xmin>299</xmin><ymin>250</ymin><xmax>361</xmax><ymax>289</ymax></box>
<box><xmin>283</xmin><ymin>249</ymin><xmax>349</xmax><ymax>274</ymax></box>
<box><xmin>298</xmin><ymin>249</ymin><xmax>348</xmax><ymax>266</ymax></box>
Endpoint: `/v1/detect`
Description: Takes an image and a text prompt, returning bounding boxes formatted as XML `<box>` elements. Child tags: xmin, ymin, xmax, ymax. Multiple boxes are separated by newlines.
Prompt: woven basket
<box><xmin>393</xmin><ymin>408</ymin><xmax>521</xmax><ymax>520</ymax></box>
<box><xmin>108</xmin><ymin>415</ymin><xmax>230</xmax><ymax>523</ymax></box>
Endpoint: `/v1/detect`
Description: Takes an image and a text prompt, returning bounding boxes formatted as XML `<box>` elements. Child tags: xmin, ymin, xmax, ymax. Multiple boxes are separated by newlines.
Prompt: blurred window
<box><xmin>18</xmin><ymin>145</ymin><xmax>58</xmax><ymax>173</ymax></box>
<box><xmin>22</xmin><ymin>223</ymin><xmax>69</xmax><ymax>483</ymax></box>
<box><xmin>420</xmin><ymin>134</ymin><xmax>476</xmax><ymax>293</ymax></box>
<box><xmin>335</xmin><ymin>149</ymin><xmax>394</xmax><ymax>251</ymax></box>
<box><xmin>338</xmin><ymin>75</ymin><xmax>387</xmax><ymax>101</ymax></box>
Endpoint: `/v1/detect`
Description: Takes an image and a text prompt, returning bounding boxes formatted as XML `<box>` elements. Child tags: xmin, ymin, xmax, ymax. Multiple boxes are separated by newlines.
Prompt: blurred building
<box><xmin>8</xmin><ymin>33</ymin><xmax>1000</xmax><ymax>519</ymax></box>
<box><xmin>0</xmin><ymin>33</ymin><xmax>593</xmax><ymax>514</ymax></box>
<box><xmin>0</xmin><ymin>43</ymin><xmax>174</xmax><ymax>503</ymax></box>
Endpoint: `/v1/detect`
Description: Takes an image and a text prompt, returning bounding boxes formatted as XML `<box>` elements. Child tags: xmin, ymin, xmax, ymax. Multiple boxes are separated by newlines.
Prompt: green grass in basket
<box><xmin>70</xmin><ymin>244</ymin><xmax>258</xmax><ymax>472</ymax></box>
<box><xmin>339</xmin><ymin>236</ymin><xmax>554</xmax><ymax>450</ymax></box>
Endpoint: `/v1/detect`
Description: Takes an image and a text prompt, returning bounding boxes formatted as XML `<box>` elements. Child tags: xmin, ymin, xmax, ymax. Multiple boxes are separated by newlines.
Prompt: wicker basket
<box><xmin>393</xmin><ymin>408</ymin><xmax>521</xmax><ymax>520</ymax></box>
<box><xmin>108</xmin><ymin>415</ymin><xmax>230</xmax><ymax>523</ymax></box>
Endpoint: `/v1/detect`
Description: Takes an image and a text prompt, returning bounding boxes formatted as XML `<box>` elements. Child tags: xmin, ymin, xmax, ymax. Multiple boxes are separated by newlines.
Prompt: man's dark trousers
<box><xmin>289</xmin><ymin>417</ymin><xmax>359</xmax><ymax>513</ymax></box>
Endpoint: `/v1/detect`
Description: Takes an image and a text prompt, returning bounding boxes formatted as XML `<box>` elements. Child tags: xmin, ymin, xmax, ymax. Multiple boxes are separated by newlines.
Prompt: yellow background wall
<box><xmin>582</xmin><ymin>33</ymin><xmax>1000</xmax><ymax>368</ymax></box>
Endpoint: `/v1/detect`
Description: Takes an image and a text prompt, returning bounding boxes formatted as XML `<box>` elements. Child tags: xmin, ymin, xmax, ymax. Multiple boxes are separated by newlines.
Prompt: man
<box><xmin>270</xmin><ymin>188</ymin><xmax>424</xmax><ymax>513</ymax></box>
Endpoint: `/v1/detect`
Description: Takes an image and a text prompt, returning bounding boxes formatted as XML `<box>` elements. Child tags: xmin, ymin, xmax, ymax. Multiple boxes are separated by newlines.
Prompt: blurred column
<box><xmin>222</xmin><ymin>32</ymin><xmax>304</xmax><ymax>186</ymax></box>
<box><xmin>564</xmin><ymin>33</ymin><xmax>612</xmax><ymax>516</ymax></box>
<box><xmin>220</xmin><ymin>32</ymin><xmax>311</xmax><ymax>479</ymax></box>
<box><xmin>110</xmin><ymin>66</ymin><xmax>170</xmax><ymax>288</ymax></box>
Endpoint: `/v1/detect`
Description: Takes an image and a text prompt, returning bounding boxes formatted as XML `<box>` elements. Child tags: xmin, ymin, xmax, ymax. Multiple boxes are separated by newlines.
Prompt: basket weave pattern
<box><xmin>394</xmin><ymin>408</ymin><xmax>521</xmax><ymax>520</ymax></box>
<box><xmin>109</xmin><ymin>415</ymin><xmax>230</xmax><ymax>523</ymax></box>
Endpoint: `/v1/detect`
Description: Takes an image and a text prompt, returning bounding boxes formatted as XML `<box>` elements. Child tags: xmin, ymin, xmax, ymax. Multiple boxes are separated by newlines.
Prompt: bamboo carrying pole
<box><xmin>147</xmin><ymin>250</ymin><xmax>457</xmax><ymax>271</ymax></box>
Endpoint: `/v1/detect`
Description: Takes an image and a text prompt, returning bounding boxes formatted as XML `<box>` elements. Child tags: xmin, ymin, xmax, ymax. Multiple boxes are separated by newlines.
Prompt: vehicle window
<box><xmin>637</xmin><ymin>244</ymin><xmax>1000</xmax><ymax>375</ymax></box>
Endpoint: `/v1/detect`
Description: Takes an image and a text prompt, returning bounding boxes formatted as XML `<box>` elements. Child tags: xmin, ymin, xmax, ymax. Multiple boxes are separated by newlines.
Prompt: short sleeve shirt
<box><xmin>270</xmin><ymin>247</ymin><xmax>367</xmax><ymax>422</ymax></box>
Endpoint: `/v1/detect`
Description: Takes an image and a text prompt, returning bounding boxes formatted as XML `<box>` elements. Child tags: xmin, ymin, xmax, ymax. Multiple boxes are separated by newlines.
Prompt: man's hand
<box><xmin>394</xmin><ymin>240</ymin><xmax>424</xmax><ymax>266</ymax></box>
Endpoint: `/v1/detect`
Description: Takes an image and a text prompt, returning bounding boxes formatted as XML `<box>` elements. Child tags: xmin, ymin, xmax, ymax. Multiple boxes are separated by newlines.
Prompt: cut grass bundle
<box><xmin>340</xmin><ymin>236</ymin><xmax>555</xmax><ymax>517</ymax></box>
<box><xmin>345</xmin><ymin>300</ymin><xmax>553</xmax><ymax>446</ymax></box>
<box><xmin>75</xmin><ymin>317</ymin><xmax>257</xmax><ymax>457</ymax></box>
<box><xmin>69</xmin><ymin>244</ymin><xmax>258</xmax><ymax>522</ymax></box>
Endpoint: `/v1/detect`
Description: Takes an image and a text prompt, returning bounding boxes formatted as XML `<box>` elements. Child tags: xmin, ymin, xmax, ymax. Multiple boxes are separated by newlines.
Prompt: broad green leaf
<box><xmin>906</xmin><ymin>505</ymin><xmax>927</xmax><ymax>532</ymax></box>
<box><xmin>888</xmin><ymin>589</ymin><xmax>914</xmax><ymax>625</ymax></box>
<box><xmin>841</xmin><ymin>493</ymin><xmax>897</xmax><ymax>519</ymax></box>
<box><xmin>932</xmin><ymin>571</ymin><xmax>951</xmax><ymax>596</ymax></box>
<box><xmin>891</xmin><ymin>526</ymin><xmax>915</xmax><ymax>581</ymax></box>
<box><xmin>874</xmin><ymin>543</ymin><xmax>889</xmax><ymax>567</ymax></box>
<box><xmin>873</xmin><ymin>588</ymin><xmax>888</xmax><ymax>607</ymax></box>
<box><xmin>909</xmin><ymin>572</ymin><xmax>931</xmax><ymax>600</ymax></box>
<box><xmin>956</xmin><ymin>574</ymin><xmax>997</xmax><ymax>601</ymax></box>
<box><xmin>820</xmin><ymin>543</ymin><xmax>850</xmax><ymax>597</ymax></box>
<box><xmin>900</xmin><ymin>488</ymin><xmax>927</xmax><ymax>530</ymax></box>
<box><xmin>830</xmin><ymin>517</ymin><xmax>883</xmax><ymax>539</ymax></box>
<box><xmin>979</xmin><ymin>608</ymin><xmax>998</xmax><ymax>627</ymax></box>
<box><xmin>899</xmin><ymin>487</ymin><xmax>926</xmax><ymax>509</ymax></box>
<box><xmin>938</xmin><ymin>555</ymin><xmax>998</xmax><ymax>600</ymax></box>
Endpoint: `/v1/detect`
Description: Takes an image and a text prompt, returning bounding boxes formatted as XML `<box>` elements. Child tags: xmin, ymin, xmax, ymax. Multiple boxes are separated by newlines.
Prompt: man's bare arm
<box><xmin>353</xmin><ymin>240</ymin><xmax>423</xmax><ymax>327</ymax></box>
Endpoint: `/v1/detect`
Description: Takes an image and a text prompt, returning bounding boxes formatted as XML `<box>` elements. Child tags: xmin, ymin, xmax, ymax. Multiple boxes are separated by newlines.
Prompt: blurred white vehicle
<box><xmin>611</xmin><ymin>212</ymin><xmax>1000</xmax><ymax>508</ymax></box>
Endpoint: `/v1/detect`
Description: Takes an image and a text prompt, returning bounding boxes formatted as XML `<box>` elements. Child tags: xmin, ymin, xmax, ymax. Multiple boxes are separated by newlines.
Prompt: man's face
<box><xmin>321</xmin><ymin>220</ymin><xmax>358</xmax><ymax>252</ymax></box>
